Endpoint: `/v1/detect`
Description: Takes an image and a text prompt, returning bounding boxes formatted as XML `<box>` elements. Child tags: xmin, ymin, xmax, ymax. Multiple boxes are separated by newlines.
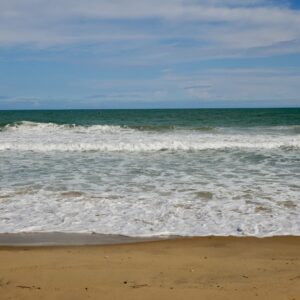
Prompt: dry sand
<box><xmin>0</xmin><ymin>236</ymin><xmax>300</xmax><ymax>300</ymax></box>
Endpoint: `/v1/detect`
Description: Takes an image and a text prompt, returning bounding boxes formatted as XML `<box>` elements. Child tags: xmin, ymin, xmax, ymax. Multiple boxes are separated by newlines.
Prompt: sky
<box><xmin>0</xmin><ymin>0</ymin><xmax>300</xmax><ymax>109</ymax></box>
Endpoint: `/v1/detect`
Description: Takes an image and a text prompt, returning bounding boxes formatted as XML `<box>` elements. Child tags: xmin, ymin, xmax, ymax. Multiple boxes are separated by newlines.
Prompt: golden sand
<box><xmin>1</xmin><ymin>236</ymin><xmax>300</xmax><ymax>300</ymax></box>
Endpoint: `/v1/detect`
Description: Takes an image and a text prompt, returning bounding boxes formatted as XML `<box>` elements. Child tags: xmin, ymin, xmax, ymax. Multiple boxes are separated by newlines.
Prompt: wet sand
<box><xmin>0</xmin><ymin>236</ymin><xmax>300</xmax><ymax>300</ymax></box>
<box><xmin>0</xmin><ymin>232</ymin><xmax>160</xmax><ymax>246</ymax></box>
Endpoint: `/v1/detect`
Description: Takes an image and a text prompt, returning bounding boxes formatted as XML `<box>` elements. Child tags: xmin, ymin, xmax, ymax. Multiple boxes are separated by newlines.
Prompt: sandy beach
<box><xmin>0</xmin><ymin>236</ymin><xmax>300</xmax><ymax>300</ymax></box>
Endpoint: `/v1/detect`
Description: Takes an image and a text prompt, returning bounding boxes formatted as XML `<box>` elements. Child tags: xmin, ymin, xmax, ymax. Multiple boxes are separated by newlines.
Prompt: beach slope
<box><xmin>0</xmin><ymin>236</ymin><xmax>300</xmax><ymax>300</ymax></box>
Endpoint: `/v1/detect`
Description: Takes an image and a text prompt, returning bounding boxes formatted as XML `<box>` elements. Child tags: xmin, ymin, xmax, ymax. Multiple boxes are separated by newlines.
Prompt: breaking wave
<box><xmin>0</xmin><ymin>121</ymin><xmax>299</xmax><ymax>152</ymax></box>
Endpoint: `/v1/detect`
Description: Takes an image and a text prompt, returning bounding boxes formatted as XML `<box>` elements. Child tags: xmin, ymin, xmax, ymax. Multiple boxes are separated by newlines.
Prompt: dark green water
<box><xmin>0</xmin><ymin>108</ymin><xmax>299</xmax><ymax>128</ymax></box>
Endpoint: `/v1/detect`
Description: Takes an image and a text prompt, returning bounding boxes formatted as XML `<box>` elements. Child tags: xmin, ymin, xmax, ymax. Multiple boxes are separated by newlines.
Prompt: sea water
<box><xmin>0</xmin><ymin>108</ymin><xmax>299</xmax><ymax>236</ymax></box>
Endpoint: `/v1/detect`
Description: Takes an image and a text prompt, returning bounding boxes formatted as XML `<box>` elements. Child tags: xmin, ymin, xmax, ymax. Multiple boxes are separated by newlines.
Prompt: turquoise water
<box><xmin>0</xmin><ymin>108</ymin><xmax>299</xmax><ymax>236</ymax></box>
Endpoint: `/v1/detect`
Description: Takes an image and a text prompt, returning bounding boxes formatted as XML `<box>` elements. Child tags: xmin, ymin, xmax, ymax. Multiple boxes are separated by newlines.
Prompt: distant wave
<box><xmin>1</xmin><ymin>121</ymin><xmax>217</xmax><ymax>133</ymax></box>
<box><xmin>2</xmin><ymin>121</ymin><xmax>129</xmax><ymax>133</ymax></box>
<box><xmin>129</xmin><ymin>125</ymin><xmax>215</xmax><ymax>132</ymax></box>
<box><xmin>2</xmin><ymin>120</ymin><xmax>300</xmax><ymax>132</ymax></box>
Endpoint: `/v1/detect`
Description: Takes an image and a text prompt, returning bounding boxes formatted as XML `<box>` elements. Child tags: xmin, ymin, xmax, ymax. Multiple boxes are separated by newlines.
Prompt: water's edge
<box><xmin>1</xmin><ymin>232</ymin><xmax>300</xmax><ymax>247</ymax></box>
<box><xmin>0</xmin><ymin>232</ymin><xmax>173</xmax><ymax>247</ymax></box>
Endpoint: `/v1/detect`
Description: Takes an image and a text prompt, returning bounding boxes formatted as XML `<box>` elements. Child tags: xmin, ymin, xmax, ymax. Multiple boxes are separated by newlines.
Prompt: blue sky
<box><xmin>0</xmin><ymin>0</ymin><xmax>300</xmax><ymax>109</ymax></box>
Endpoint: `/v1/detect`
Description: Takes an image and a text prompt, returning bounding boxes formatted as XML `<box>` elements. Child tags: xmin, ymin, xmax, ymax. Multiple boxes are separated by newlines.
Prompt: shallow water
<box><xmin>0</xmin><ymin>108</ymin><xmax>299</xmax><ymax>236</ymax></box>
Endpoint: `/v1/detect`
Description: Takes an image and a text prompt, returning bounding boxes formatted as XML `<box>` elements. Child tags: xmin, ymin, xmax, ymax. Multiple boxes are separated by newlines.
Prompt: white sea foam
<box><xmin>4</xmin><ymin>121</ymin><xmax>127</xmax><ymax>133</ymax></box>
<box><xmin>0</xmin><ymin>186</ymin><xmax>299</xmax><ymax>237</ymax></box>
<box><xmin>0</xmin><ymin>121</ymin><xmax>299</xmax><ymax>237</ymax></box>
<box><xmin>0</xmin><ymin>121</ymin><xmax>299</xmax><ymax>152</ymax></box>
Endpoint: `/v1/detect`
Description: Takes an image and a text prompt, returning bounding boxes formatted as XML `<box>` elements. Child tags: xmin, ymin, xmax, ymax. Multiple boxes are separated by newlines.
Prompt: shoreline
<box><xmin>0</xmin><ymin>232</ymin><xmax>165</xmax><ymax>247</ymax></box>
<box><xmin>1</xmin><ymin>232</ymin><xmax>300</xmax><ymax>247</ymax></box>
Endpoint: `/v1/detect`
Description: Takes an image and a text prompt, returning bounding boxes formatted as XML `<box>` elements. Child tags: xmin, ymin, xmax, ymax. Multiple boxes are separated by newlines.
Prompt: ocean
<box><xmin>0</xmin><ymin>108</ymin><xmax>299</xmax><ymax>237</ymax></box>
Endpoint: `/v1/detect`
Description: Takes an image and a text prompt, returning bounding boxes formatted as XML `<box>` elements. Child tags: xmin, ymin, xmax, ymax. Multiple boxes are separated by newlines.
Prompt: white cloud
<box><xmin>0</xmin><ymin>0</ymin><xmax>299</xmax><ymax>56</ymax></box>
<box><xmin>1</xmin><ymin>1</ymin><xmax>299</xmax><ymax>108</ymax></box>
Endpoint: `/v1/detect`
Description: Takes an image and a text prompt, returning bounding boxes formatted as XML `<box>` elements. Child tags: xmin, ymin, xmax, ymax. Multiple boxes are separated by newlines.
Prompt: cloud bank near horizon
<box><xmin>0</xmin><ymin>0</ymin><xmax>300</xmax><ymax>108</ymax></box>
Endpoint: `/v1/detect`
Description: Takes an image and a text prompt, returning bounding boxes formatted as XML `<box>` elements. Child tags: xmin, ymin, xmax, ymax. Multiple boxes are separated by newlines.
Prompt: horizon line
<box><xmin>0</xmin><ymin>106</ymin><xmax>300</xmax><ymax>111</ymax></box>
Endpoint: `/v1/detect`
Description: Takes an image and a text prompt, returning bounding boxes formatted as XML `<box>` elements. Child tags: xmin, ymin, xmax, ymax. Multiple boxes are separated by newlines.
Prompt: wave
<box><xmin>1</xmin><ymin>121</ymin><xmax>300</xmax><ymax>133</ymax></box>
<box><xmin>0</xmin><ymin>121</ymin><xmax>299</xmax><ymax>152</ymax></box>
<box><xmin>0</xmin><ymin>141</ymin><xmax>299</xmax><ymax>152</ymax></box>
<box><xmin>2</xmin><ymin>121</ymin><xmax>129</xmax><ymax>134</ymax></box>
<box><xmin>1</xmin><ymin>121</ymin><xmax>217</xmax><ymax>133</ymax></box>
<box><xmin>129</xmin><ymin>125</ymin><xmax>215</xmax><ymax>132</ymax></box>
